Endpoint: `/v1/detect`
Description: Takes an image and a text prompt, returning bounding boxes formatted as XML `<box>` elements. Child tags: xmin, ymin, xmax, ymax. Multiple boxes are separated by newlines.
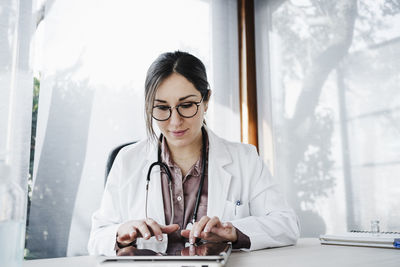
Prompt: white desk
<box><xmin>23</xmin><ymin>238</ymin><xmax>400</xmax><ymax>267</ymax></box>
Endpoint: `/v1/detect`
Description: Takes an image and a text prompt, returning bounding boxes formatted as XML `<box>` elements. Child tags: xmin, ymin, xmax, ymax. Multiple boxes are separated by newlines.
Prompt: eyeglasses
<box><xmin>152</xmin><ymin>97</ymin><xmax>204</xmax><ymax>121</ymax></box>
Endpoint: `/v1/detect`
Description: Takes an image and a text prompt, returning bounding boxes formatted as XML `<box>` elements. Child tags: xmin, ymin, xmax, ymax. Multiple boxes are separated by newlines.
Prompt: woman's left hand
<box><xmin>180</xmin><ymin>216</ymin><xmax>237</xmax><ymax>245</ymax></box>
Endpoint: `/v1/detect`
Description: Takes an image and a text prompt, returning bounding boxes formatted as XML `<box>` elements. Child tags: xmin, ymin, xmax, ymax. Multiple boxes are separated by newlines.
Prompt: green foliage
<box><xmin>30</xmin><ymin>77</ymin><xmax>40</xmax><ymax>177</ymax></box>
<box><xmin>25</xmin><ymin>76</ymin><xmax>40</xmax><ymax>260</ymax></box>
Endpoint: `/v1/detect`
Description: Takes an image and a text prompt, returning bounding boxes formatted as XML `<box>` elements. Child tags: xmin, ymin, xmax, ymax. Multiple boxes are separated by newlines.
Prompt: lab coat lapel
<box><xmin>206</xmin><ymin>129</ymin><xmax>232</xmax><ymax>219</ymax></box>
<box><xmin>141</xmin><ymin>144</ymin><xmax>166</xmax><ymax>226</ymax></box>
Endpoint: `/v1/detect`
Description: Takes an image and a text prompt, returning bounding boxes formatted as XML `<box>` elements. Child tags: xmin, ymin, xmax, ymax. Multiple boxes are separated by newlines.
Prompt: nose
<box><xmin>169</xmin><ymin>107</ymin><xmax>183</xmax><ymax>126</ymax></box>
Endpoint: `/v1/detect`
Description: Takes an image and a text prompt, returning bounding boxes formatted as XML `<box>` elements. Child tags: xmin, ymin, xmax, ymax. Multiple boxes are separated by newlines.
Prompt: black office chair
<box><xmin>105</xmin><ymin>141</ymin><xmax>137</xmax><ymax>185</ymax></box>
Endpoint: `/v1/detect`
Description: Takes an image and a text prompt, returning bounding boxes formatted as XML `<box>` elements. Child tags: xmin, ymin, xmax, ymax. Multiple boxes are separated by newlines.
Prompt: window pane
<box><xmin>255</xmin><ymin>0</ymin><xmax>400</xmax><ymax>236</ymax></box>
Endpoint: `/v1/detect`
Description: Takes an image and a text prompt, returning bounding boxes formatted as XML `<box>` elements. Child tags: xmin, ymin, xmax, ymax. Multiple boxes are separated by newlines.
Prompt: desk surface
<box><xmin>23</xmin><ymin>238</ymin><xmax>400</xmax><ymax>267</ymax></box>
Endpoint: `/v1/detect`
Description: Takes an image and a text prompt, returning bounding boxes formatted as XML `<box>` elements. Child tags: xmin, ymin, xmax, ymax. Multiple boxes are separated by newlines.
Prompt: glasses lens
<box><xmin>177</xmin><ymin>102</ymin><xmax>198</xmax><ymax>118</ymax></box>
<box><xmin>152</xmin><ymin>106</ymin><xmax>170</xmax><ymax>121</ymax></box>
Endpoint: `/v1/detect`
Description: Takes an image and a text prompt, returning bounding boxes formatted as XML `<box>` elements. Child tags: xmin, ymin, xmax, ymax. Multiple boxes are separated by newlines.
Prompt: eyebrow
<box><xmin>154</xmin><ymin>94</ymin><xmax>200</xmax><ymax>103</ymax></box>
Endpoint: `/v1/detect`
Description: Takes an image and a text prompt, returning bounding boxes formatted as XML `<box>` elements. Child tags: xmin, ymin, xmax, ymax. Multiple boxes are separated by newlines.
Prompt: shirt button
<box><xmin>177</xmin><ymin>196</ymin><xmax>182</xmax><ymax>201</ymax></box>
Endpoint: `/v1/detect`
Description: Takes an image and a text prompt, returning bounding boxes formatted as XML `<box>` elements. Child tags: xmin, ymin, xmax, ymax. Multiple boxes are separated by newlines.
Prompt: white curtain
<box><xmin>255</xmin><ymin>0</ymin><xmax>400</xmax><ymax>236</ymax></box>
<box><xmin>0</xmin><ymin>0</ymin><xmax>34</xmax><ymax>231</ymax></box>
<box><xmin>27</xmin><ymin>0</ymin><xmax>240</xmax><ymax>258</ymax></box>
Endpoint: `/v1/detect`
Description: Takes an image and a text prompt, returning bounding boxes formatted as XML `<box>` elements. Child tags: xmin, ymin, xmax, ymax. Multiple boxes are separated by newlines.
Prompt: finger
<box><xmin>117</xmin><ymin>234</ymin><xmax>132</xmax><ymax>245</ymax></box>
<box><xmin>222</xmin><ymin>222</ymin><xmax>237</xmax><ymax>242</ymax></box>
<box><xmin>222</xmin><ymin>221</ymin><xmax>234</xmax><ymax>229</ymax></box>
<box><xmin>189</xmin><ymin>223</ymin><xmax>196</xmax><ymax>244</ymax></box>
<box><xmin>145</xmin><ymin>218</ymin><xmax>163</xmax><ymax>241</ymax></box>
<box><xmin>117</xmin><ymin>232</ymin><xmax>130</xmax><ymax>242</ymax></box>
<box><xmin>117</xmin><ymin>227</ymin><xmax>137</xmax><ymax>244</ymax></box>
<box><xmin>136</xmin><ymin>221</ymin><xmax>152</xmax><ymax>240</ymax></box>
<box><xmin>204</xmin><ymin>216</ymin><xmax>222</xmax><ymax>233</ymax></box>
<box><xmin>192</xmin><ymin>216</ymin><xmax>210</xmax><ymax>239</ymax></box>
<box><xmin>129</xmin><ymin>228</ymin><xmax>138</xmax><ymax>240</ymax></box>
<box><xmin>209</xmin><ymin>221</ymin><xmax>236</xmax><ymax>242</ymax></box>
<box><xmin>161</xmin><ymin>224</ymin><xmax>180</xmax><ymax>234</ymax></box>
<box><xmin>218</xmin><ymin>222</ymin><xmax>234</xmax><ymax>235</ymax></box>
<box><xmin>209</xmin><ymin>221</ymin><xmax>231</xmax><ymax>234</ymax></box>
<box><xmin>180</xmin><ymin>229</ymin><xmax>190</xmax><ymax>238</ymax></box>
<box><xmin>196</xmin><ymin>218</ymin><xmax>228</xmax><ymax>242</ymax></box>
<box><xmin>189</xmin><ymin>216</ymin><xmax>209</xmax><ymax>244</ymax></box>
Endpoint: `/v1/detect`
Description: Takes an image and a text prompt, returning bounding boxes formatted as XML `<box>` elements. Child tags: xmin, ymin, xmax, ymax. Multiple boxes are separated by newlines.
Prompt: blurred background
<box><xmin>1</xmin><ymin>0</ymin><xmax>399</xmax><ymax>259</ymax></box>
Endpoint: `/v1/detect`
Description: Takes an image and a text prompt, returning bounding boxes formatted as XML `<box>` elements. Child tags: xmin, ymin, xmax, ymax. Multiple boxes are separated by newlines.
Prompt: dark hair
<box><xmin>144</xmin><ymin>51</ymin><xmax>210</xmax><ymax>141</ymax></box>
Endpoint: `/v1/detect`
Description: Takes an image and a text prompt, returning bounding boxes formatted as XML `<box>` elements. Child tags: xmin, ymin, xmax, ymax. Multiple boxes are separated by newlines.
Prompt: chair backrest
<box><xmin>105</xmin><ymin>141</ymin><xmax>137</xmax><ymax>185</ymax></box>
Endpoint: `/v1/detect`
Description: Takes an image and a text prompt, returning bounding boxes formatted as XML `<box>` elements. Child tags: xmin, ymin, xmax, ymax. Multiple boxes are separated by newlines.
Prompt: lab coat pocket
<box><xmin>222</xmin><ymin>200</ymin><xmax>250</xmax><ymax>221</ymax></box>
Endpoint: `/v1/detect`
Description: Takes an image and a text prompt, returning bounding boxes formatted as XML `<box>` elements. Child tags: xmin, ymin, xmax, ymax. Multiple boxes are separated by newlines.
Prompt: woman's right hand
<box><xmin>116</xmin><ymin>218</ymin><xmax>180</xmax><ymax>247</ymax></box>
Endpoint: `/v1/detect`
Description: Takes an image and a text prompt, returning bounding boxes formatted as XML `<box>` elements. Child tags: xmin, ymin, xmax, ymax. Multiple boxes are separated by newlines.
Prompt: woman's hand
<box><xmin>180</xmin><ymin>216</ymin><xmax>237</xmax><ymax>245</ymax></box>
<box><xmin>116</xmin><ymin>218</ymin><xmax>180</xmax><ymax>247</ymax></box>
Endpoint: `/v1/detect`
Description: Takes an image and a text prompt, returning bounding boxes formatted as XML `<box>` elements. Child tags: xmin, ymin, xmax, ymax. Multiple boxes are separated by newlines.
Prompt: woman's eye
<box><xmin>155</xmin><ymin>105</ymin><xmax>170</xmax><ymax>111</ymax></box>
<box><xmin>180</xmin><ymin>102</ymin><xmax>194</xmax><ymax>109</ymax></box>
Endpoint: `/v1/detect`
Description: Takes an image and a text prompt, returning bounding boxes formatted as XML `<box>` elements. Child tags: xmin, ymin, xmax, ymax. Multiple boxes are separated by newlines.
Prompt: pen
<box><xmin>235</xmin><ymin>200</ymin><xmax>241</xmax><ymax>216</ymax></box>
<box><xmin>394</xmin><ymin>238</ymin><xmax>400</xmax><ymax>248</ymax></box>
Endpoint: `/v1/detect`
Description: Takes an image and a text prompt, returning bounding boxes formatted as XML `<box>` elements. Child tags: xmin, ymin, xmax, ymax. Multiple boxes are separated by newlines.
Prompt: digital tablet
<box><xmin>97</xmin><ymin>242</ymin><xmax>232</xmax><ymax>267</ymax></box>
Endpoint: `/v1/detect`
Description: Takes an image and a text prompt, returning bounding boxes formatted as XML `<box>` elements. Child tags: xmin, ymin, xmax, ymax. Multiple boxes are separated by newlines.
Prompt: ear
<box><xmin>204</xmin><ymin>90</ymin><xmax>212</xmax><ymax>112</ymax></box>
<box><xmin>207</xmin><ymin>90</ymin><xmax>212</xmax><ymax>100</ymax></box>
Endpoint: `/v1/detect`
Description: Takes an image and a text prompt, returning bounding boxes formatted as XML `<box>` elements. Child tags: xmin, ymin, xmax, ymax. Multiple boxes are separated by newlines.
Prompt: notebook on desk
<box><xmin>320</xmin><ymin>230</ymin><xmax>400</xmax><ymax>249</ymax></box>
<box><xmin>97</xmin><ymin>242</ymin><xmax>232</xmax><ymax>267</ymax></box>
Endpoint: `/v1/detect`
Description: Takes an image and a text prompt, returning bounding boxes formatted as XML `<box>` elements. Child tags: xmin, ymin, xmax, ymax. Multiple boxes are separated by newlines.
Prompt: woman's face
<box><xmin>154</xmin><ymin>73</ymin><xmax>207</xmax><ymax>150</ymax></box>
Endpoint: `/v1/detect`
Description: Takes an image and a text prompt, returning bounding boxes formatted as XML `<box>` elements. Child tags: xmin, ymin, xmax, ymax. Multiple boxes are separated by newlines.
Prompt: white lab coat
<box><xmin>87</xmin><ymin>128</ymin><xmax>299</xmax><ymax>256</ymax></box>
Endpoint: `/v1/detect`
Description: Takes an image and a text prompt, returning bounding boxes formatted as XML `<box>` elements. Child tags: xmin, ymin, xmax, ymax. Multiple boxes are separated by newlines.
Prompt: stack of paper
<box><xmin>320</xmin><ymin>231</ymin><xmax>400</xmax><ymax>249</ymax></box>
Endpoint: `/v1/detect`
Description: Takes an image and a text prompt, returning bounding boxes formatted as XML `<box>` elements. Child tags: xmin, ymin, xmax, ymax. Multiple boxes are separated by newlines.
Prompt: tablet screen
<box><xmin>116</xmin><ymin>242</ymin><xmax>231</xmax><ymax>257</ymax></box>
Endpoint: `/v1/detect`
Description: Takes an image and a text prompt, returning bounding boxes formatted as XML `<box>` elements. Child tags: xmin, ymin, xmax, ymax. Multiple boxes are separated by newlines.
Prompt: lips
<box><xmin>170</xmin><ymin>129</ymin><xmax>188</xmax><ymax>137</ymax></box>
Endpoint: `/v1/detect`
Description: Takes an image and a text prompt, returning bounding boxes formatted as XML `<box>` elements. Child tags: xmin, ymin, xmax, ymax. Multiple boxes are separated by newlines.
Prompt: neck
<box><xmin>168</xmin><ymin>131</ymin><xmax>203</xmax><ymax>164</ymax></box>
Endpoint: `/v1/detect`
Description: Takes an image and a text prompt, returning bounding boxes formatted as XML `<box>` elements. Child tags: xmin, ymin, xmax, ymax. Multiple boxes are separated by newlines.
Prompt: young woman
<box><xmin>88</xmin><ymin>51</ymin><xmax>299</xmax><ymax>256</ymax></box>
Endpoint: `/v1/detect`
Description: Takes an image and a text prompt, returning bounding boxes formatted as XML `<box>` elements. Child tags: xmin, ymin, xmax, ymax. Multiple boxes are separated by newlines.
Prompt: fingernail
<box><xmin>190</xmin><ymin>238</ymin><xmax>194</xmax><ymax>244</ymax></box>
<box><xmin>144</xmin><ymin>233</ymin><xmax>150</xmax><ymax>238</ymax></box>
<box><xmin>204</xmin><ymin>228</ymin><xmax>209</xmax><ymax>233</ymax></box>
<box><xmin>157</xmin><ymin>235</ymin><xmax>163</xmax><ymax>241</ymax></box>
<box><xmin>194</xmin><ymin>231</ymin><xmax>199</xmax><ymax>237</ymax></box>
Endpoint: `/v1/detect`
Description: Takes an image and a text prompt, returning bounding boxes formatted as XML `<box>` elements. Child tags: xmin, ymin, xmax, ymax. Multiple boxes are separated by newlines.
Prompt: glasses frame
<box><xmin>152</xmin><ymin>97</ymin><xmax>205</xmax><ymax>121</ymax></box>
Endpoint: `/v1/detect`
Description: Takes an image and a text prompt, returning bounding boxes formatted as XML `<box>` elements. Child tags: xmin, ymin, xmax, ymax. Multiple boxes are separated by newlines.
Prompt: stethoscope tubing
<box><xmin>145</xmin><ymin>127</ymin><xmax>207</xmax><ymax>227</ymax></box>
<box><xmin>145</xmin><ymin>161</ymin><xmax>174</xmax><ymax>225</ymax></box>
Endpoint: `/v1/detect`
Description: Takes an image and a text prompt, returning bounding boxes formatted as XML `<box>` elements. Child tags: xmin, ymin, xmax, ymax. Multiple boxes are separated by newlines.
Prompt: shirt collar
<box><xmin>160</xmin><ymin>136</ymin><xmax>175</xmax><ymax>168</ymax></box>
<box><xmin>160</xmin><ymin>131</ymin><xmax>209</xmax><ymax>177</ymax></box>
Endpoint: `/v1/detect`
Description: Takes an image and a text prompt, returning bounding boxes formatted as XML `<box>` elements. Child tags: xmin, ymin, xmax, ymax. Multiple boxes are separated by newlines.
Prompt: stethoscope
<box><xmin>145</xmin><ymin>127</ymin><xmax>207</xmax><ymax>227</ymax></box>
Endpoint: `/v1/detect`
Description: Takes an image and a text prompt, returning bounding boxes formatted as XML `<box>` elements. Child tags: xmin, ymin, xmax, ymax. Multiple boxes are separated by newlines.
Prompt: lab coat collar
<box><xmin>205</xmin><ymin>127</ymin><xmax>233</xmax><ymax>219</ymax></box>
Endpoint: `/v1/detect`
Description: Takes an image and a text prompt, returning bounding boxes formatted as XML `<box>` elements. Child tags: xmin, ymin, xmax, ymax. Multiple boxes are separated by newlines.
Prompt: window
<box><xmin>255</xmin><ymin>0</ymin><xmax>400</xmax><ymax>236</ymax></box>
